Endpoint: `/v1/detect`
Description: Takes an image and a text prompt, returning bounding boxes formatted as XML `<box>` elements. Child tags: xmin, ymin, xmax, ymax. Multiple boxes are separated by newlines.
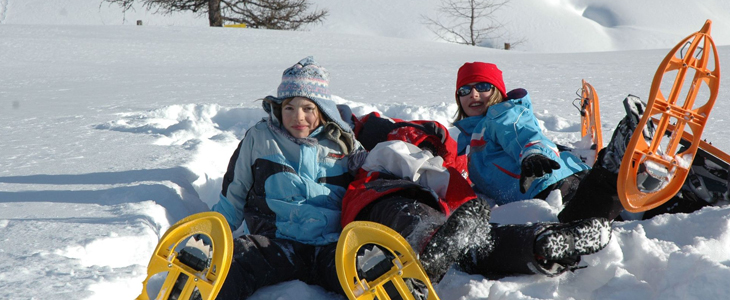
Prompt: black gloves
<box><xmin>520</xmin><ymin>154</ymin><xmax>561</xmax><ymax>193</ymax></box>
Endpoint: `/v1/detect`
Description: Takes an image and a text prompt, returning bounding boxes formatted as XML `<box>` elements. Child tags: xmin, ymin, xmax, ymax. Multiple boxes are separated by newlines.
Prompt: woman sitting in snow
<box><xmin>451</xmin><ymin>61</ymin><xmax>726</xmax><ymax>222</ymax></box>
<box><xmin>211</xmin><ymin>56</ymin><xmax>365</xmax><ymax>299</ymax></box>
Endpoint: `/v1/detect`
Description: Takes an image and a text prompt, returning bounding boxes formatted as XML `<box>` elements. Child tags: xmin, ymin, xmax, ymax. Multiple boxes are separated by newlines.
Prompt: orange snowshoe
<box><xmin>618</xmin><ymin>20</ymin><xmax>721</xmax><ymax>212</ymax></box>
<box><xmin>576</xmin><ymin>79</ymin><xmax>604</xmax><ymax>164</ymax></box>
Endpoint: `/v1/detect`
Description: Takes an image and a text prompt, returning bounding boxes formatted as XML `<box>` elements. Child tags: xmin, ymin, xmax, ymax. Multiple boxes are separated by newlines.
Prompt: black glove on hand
<box><xmin>520</xmin><ymin>154</ymin><xmax>561</xmax><ymax>193</ymax></box>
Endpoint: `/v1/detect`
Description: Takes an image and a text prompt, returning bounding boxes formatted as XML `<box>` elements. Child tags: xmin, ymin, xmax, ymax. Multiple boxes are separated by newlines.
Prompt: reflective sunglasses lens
<box><xmin>457</xmin><ymin>85</ymin><xmax>472</xmax><ymax>96</ymax></box>
<box><xmin>457</xmin><ymin>82</ymin><xmax>493</xmax><ymax>96</ymax></box>
<box><xmin>474</xmin><ymin>82</ymin><xmax>493</xmax><ymax>92</ymax></box>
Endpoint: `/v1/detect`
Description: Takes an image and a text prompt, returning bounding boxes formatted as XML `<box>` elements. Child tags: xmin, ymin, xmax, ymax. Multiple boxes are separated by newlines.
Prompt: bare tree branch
<box><xmin>423</xmin><ymin>0</ymin><xmax>517</xmax><ymax>47</ymax></box>
<box><xmin>221</xmin><ymin>0</ymin><xmax>327</xmax><ymax>29</ymax></box>
<box><xmin>102</xmin><ymin>0</ymin><xmax>327</xmax><ymax>29</ymax></box>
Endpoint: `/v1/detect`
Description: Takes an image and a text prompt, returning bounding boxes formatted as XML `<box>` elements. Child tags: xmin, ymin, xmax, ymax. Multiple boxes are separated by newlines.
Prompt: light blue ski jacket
<box><xmin>454</xmin><ymin>89</ymin><xmax>589</xmax><ymax>205</ymax></box>
<box><xmin>213</xmin><ymin>99</ymin><xmax>360</xmax><ymax>246</ymax></box>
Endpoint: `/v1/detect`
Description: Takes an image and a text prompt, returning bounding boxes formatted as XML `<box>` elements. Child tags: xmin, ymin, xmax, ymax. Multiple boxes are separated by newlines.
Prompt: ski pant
<box><xmin>357</xmin><ymin>196</ymin><xmax>568</xmax><ymax>279</ymax></box>
<box><xmin>557</xmin><ymin>161</ymin><xmax>624</xmax><ymax>223</ymax></box>
<box><xmin>355</xmin><ymin>194</ymin><xmax>446</xmax><ymax>253</ymax></box>
<box><xmin>216</xmin><ymin>235</ymin><xmax>343</xmax><ymax>300</ymax></box>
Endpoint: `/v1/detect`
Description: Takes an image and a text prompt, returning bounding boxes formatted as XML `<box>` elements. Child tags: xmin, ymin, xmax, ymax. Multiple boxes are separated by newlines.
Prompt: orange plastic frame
<box><xmin>580</xmin><ymin>79</ymin><xmax>604</xmax><ymax>161</ymax></box>
<box><xmin>618</xmin><ymin>20</ymin><xmax>720</xmax><ymax>212</ymax></box>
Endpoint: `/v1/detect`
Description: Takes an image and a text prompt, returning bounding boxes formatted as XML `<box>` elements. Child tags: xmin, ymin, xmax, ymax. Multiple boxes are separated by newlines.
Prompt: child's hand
<box><xmin>520</xmin><ymin>154</ymin><xmax>561</xmax><ymax>193</ymax></box>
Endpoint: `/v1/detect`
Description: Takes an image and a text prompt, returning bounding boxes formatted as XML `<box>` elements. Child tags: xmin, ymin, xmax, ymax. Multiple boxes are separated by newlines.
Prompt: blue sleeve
<box><xmin>213</xmin><ymin>130</ymin><xmax>256</xmax><ymax>231</ymax></box>
<box><xmin>487</xmin><ymin>98</ymin><xmax>562</xmax><ymax>164</ymax></box>
<box><xmin>212</xmin><ymin>194</ymin><xmax>241</xmax><ymax>230</ymax></box>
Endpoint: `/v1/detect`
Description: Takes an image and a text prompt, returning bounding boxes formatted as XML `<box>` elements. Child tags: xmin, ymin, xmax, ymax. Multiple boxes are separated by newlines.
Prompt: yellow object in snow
<box><xmin>224</xmin><ymin>24</ymin><xmax>248</xmax><ymax>28</ymax></box>
<box><xmin>137</xmin><ymin>212</ymin><xmax>233</xmax><ymax>300</ymax></box>
<box><xmin>336</xmin><ymin>221</ymin><xmax>440</xmax><ymax>300</ymax></box>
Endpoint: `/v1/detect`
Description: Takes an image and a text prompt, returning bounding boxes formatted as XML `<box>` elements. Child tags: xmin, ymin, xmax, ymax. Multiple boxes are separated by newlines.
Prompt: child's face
<box><xmin>282</xmin><ymin>97</ymin><xmax>322</xmax><ymax>138</ymax></box>
<box><xmin>458</xmin><ymin>82</ymin><xmax>495</xmax><ymax>117</ymax></box>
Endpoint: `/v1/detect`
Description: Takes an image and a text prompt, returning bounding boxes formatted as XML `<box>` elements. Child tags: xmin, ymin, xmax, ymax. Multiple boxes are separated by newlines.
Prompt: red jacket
<box><xmin>341</xmin><ymin>112</ymin><xmax>476</xmax><ymax>227</ymax></box>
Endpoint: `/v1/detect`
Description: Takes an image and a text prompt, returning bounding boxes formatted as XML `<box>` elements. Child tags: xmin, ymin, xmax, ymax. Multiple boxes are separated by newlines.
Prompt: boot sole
<box><xmin>540</xmin><ymin>218</ymin><xmax>611</xmax><ymax>261</ymax></box>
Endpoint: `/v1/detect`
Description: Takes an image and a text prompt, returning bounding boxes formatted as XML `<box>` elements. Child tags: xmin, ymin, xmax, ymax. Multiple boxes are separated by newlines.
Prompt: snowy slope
<box><xmin>1</xmin><ymin>1</ymin><xmax>730</xmax><ymax>300</ymax></box>
<box><xmin>3</xmin><ymin>0</ymin><xmax>730</xmax><ymax>52</ymax></box>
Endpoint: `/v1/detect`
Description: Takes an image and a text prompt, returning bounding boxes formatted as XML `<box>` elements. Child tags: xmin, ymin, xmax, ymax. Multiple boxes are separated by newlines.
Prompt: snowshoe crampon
<box><xmin>575</xmin><ymin>79</ymin><xmax>604</xmax><ymax>164</ymax></box>
<box><xmin>659</xmin><ymin>119</ymin><xmax>730</xmax><ymax>205</ymax></box>
<box><xmin>137</xmin><ymin>212</ymin><xmax>233</xmax><ymax>300</ymax></box>
<box><xmin>618</xmin><ymin>19</ymin><xmax>721</xmax><ymax>212</ymax></box>
<box><xmin>336</xmin><ymin>221</ymin><xmax>440</xmax><ymax>300</ymax></box>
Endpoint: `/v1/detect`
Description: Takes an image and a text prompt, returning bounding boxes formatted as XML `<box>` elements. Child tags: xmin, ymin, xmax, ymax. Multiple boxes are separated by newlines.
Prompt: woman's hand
<box><xmin>520</xmin><ymin>154</ymin><xmax>561</xmax><ymax>193</ymax></box>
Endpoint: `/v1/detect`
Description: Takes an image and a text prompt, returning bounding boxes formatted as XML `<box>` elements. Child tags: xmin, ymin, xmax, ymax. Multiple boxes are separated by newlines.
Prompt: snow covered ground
<box><xmin>1</xmin><ymin>1</ymin><xmax>730</xmax><ymax>299</ymax></box>
<box><xmin>3</xmin><ymin>0</ymin><xmax>730</xmax><ymax>52</ymax></box>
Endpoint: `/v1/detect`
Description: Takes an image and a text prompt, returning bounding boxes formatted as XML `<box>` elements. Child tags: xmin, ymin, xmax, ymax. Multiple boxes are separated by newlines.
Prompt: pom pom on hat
<box><xmin>456</xmin><ymin>62</ymin><xmax>507</xmax><ymax>98</ymax></box>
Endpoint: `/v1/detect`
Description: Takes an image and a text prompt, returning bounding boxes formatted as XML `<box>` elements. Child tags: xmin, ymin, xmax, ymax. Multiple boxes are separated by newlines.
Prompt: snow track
<box><xmin>0</xmin><ymin>0</ymin><xmax>8</xmax><ymax>24</ymax></box>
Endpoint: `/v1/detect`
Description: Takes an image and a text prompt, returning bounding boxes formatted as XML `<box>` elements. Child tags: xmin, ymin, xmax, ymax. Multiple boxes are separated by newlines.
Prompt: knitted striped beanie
<box><xmin>265</xmin><ymin>56</ymin><xmax>351</xmax><ymax>132</ymax></box>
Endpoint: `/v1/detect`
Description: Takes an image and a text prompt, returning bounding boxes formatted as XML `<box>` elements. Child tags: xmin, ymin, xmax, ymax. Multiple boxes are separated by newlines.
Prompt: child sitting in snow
<box><xmin>211</xmin><ymin>56</ymin><xmax>364</xmax><ymax>299</ymax></box>
<box><xmin>212</xmin><ymin>57</ymin><xmax>612</xmax><ymax>299</ymax></box>
<box><xmin>451</xmin><ymin>61</ymin><xmax>728</xmax><ymax>223</ymax></box>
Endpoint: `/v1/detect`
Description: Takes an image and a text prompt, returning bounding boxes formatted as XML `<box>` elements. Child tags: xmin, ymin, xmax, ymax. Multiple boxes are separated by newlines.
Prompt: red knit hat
<box><xmin>456</xmin><ymin>62</ymin><xmax>506</xmax><ymax>98</ymax></box>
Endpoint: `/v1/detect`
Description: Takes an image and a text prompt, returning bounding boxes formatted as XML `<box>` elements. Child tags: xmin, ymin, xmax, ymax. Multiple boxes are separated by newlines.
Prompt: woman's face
<box><xmin>458</xmin><ymin>82</ymin><xmax>495</xmax><ymax>117</ymax></box>
<box><xmin>282</xmin><ymin>97</ymin><xmax>322</xmax><ymax>138</ymax></box>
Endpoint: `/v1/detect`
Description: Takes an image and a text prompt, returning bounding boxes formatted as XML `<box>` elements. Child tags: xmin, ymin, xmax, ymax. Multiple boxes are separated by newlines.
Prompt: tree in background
<box><xmin>423</xmin><ymin>0</ymin><xmax>516</xmax><ymax>47</ymax></box>
<box><xmin>103</xmin><ymin>0</ymin><xmax>328</xmax><ymax>29</ymax></box>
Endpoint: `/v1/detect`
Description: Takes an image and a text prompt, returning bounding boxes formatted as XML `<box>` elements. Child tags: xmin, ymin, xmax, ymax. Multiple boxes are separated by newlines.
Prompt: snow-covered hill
<box><xmin>1</xmin><ymin>1</ymin><xmax>730</xmax><ymax>300</ymax></box>
<box><xmin>3</xmin><ymin>0</ymin><xmax>730</xmax><ymax>52</ymax></box>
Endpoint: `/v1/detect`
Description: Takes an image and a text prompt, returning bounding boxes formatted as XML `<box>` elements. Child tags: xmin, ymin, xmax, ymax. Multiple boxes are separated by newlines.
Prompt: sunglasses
<box><xmin>457</xmin><ymin>82</ymin><xmax>494</xmax><ymax>97</ymax></box>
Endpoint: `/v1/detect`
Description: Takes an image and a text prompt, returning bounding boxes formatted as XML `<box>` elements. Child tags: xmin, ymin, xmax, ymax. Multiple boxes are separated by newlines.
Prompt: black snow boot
<box><xmin>601</xmin><ymin>95</ymin><xmax>657</xmax><ymax>174</ymax></box>
<box><xmin>602</xmin><ymin>95</ymin><xmax>668</xmax><ymax>193</ymax></box>
<box><xmin>475</xmin><ymin>217</ymin><xmax>611</xmax><ymax>278</ymax></box>
<box><xmin>533</xmin><ymin>217</ymin><xmax>612</xmax><ymax>274</ymax></box>
<box><xmin>419</xmin><ymin>197</ymin><xmax>492</xmax><ymax>282</ymax></box>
